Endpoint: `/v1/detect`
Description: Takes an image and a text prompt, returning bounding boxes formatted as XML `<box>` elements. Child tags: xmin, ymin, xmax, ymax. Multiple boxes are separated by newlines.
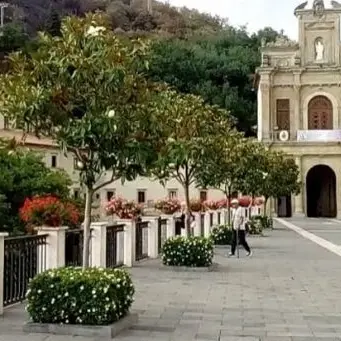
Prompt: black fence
<box><xmin>106</xmin><ymin>224</ymin><xmax>124</xmax><ymax>268</ymax></box>
<box><xmin>200</xmin><ymin>213</ymin><xmax>205</xmax><ymax>235</ymax></box>
<box><xmin>158</xmin><ymin>218</ymin><xmax>167</xmax><ymax>254</ymax></box>
<box><xmin>218</xmin><ymin>211</ymin><xmax>221</xmax><ymax>225</ymax></box>
<box><xmin>135</xmin><ymin>221</ymin><xmax>149</xmax><ymax>261</ymax></box>
<box><xmin>3</xmin><ymin>234</ymin><xmax>47</xmax><ymax>307</ymax></box>
<box><xmin>65</xmin><ymin>229</ymin><xmax>84</xmax><ymax>267</ymax></box>
<box><xmin>209</xmin><ymin>212</ymin><xmax>214</xmax><ymax>227</ymax></box>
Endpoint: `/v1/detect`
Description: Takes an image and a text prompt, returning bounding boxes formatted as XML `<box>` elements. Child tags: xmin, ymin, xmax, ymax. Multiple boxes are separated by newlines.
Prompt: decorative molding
<box><xmin>305</xmin><ymin>21</ymin><xmax>335</xmax><ymax>30</ymax></box>
<box><xmin>272</xmin><ymin>83</ymin><xmax>341</xmax><ymax>88</ymax></box>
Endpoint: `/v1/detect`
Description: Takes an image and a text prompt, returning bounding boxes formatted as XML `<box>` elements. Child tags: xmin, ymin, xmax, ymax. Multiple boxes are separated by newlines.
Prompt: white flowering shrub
<box><xmin>162</xmin><ymin>236</ymin><xmax>214</xmax><ymax>267</ymax></box>
<box><xmin>26</xmin><ymin>267</ymin><xmax>135</xmax><ymax>325</ymax></box>
<box><xmin>210</xmin><ymin>225</ymin><xmax>233</xmax><ymax>245</ymax></box>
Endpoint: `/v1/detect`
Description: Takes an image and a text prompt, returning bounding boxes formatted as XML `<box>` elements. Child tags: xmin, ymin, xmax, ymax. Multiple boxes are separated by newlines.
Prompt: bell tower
<box><xmin>295</xmin><ymin>0</ymin><xmax>341</xmax><ymax>66</ymax></box>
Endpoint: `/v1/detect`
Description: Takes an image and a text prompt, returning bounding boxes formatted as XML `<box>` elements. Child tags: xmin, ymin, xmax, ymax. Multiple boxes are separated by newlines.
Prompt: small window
<box><xmin>51</xmin><ymin>155</ymin><xmax>57</xmax><ymax>168</ymax></box>
<box><xmin>74</xmin><ymin>189</ymin><xmax>80</xmax><ymax>199</ymax></box>
<box><xmin>137</xmin><ymin>190</ymin><xmax>146</xmax><ymax>204</ymax></box>
<box><xmin>168</xmin><ymin>189</ymin><xmax>178</xmax><ymax>199</ymax></box>
<box><xmin>199</xmin><ymin>190</ymin><xmax>207</xmax><ymax>202</ymax></box>
<box><xmin>106</xmin><ymin>190</ymin><xmax>115</xmax><ymax>201</ymax></box>
<box><xmin>95</xmin><ymin>193</ymin><xmax>100</xmax><ymax>200</ymax></box>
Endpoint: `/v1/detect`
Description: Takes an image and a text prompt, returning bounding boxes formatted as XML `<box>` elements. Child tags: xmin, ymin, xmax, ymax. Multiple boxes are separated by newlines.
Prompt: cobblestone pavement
<box><xmin>2</xmin><ymin>219</ymin><xmax>341</xmax><ymax>341</ymax></box>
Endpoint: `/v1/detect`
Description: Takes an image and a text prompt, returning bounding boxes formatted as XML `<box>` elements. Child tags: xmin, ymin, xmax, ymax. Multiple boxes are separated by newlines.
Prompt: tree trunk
<box><xmin>82</xmin><ymin>187</ymin><xmax>93</xmax><ymax>269</ymax></box>
<box><xmin>184</xmin><ymin>182</ymin><xmax>191</xmax><ymax>237</ymax></box>
<box><xmin>264</xmin><ymin>197</ymin><xmax>269</xmax><ymax>217</ymax></box>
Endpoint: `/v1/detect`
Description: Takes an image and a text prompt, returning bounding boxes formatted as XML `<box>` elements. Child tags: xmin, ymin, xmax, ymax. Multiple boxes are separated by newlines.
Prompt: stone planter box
<box><xmin>214</xmin><ymin>244</ymin><xmax>230</xmax><ymax>248</ymax></box>
<box><xmin>23</xmin><ymin>313</ymin><xmax>138</xmax><ymax>338</ymax></box>
<box><xmin>161</xmin><ymin>263</ymin><xmax>218</xmax><ymax>272</ymax></box>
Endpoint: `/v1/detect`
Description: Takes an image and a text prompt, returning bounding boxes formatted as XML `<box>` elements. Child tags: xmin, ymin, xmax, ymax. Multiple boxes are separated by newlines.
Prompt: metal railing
<box><xmin>158</xmin><ymin>218</ymin><xmax>167</xmax><ymax>254</ymax></box>
<box><xmin>200</xmin><ymin>213</ymin><xmax>205</xmax><ymax>236</ymax></box>
<box><xmin>209</xmin><ymin>212</ymin><xmax>214</xmax><ymax>227</ymax></box>
<box><xmin>65</xmin><ymin>229</ymin><xmax>83</xmax><ymax>267</ymax></box>
<box><xmin>217</xmin><ymin>211</ymin><xmax>221</xmax><ymax>225</ymax></box>
<box><xmin>3</xmin><ymin>234</ymin><xmax>47</xmax><ymax>307</ymax></box>
<box><xmin>106</xmin><ymin>224</ymin><xmax>125</xmax><ymax>268</ymax></box>
<box><xmin>135</xmin><ymin>221</ymin><xmax>149</xmax><ymax>261</ymax></box>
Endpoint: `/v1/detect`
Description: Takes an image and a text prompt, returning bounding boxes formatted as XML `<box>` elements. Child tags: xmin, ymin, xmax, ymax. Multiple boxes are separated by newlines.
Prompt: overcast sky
<box><xmin>164</xmin><ymin>0</ymin><xmax>334</xmax><ymax>39</ymax></box>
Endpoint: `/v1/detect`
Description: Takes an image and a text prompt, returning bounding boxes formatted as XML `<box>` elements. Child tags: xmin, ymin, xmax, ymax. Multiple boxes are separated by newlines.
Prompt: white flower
<box><xmin>80</xmin><ymin>285</ymin><xmax>84</xmax><ymax>291</ymax></box>
<box><xmin>51</xmin><ymin>298</ymin><xmax>55</xmax><ymax>304</ymax></box>
<box><xmin>64</xmin><ymin>292</ymin><xmax>69</xmax><ymax>297</ymax></box>
<box><xmin>86</xmin><ymin>25</ymin><xmax>106</xmax><ymax>37</ymax></box>
<box><xmin>37</xmin><ymin>289</ymin><xmax>42</xmax><ymax>294</ymax></box>
<box><xmin>108</xmin><ymin>109</ymin><xmax>115</xmax><ymax>118</ymax></box>
<box><xmin>76</xmin><ymin>161</ymin><xmax>84</xmax><ymax>169</ymax></box>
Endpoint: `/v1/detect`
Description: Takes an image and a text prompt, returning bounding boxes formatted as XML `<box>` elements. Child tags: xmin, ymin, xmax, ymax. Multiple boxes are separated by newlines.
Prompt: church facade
<box><xmin>256</xmin><ymin>0</ymin><xmax>341</xmax><ymax>218</ymax></box>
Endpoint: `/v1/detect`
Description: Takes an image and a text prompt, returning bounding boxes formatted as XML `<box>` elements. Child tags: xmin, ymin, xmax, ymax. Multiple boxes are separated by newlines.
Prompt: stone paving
<box><xmin>2</xmin><ymin>219</ymin><xmax>341</xmax><ymax>340</ymax></box>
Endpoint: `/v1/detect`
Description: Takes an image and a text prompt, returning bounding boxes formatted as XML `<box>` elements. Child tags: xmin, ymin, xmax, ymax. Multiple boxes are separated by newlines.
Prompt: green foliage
<box><xmin>152</xmin><ymin>90</ymin><xmax>232</xmax><ymax>232</ymax></box>
<box><xmin>26</xmin><ymin>267</ymin><xmax>135</xmax><ymax>325</ymax></box>
<box><xmin>251</xmin><ymin>215</ymin><xmax>273</xmax><ymax>230</ymax></box>
<box><xmin>210</xmin><ymin>225</ymin><xmax>232</xmax><ymax>245</ymax></box>
<box><xmin>0</xmin><ymin>150</ymin><xmax>71</xmax><ymax>234</ymax></box>
<box><xmin>45</xmin><ymin>9</ymin><xmax>62</xmax><ymax>37</ymax></box>
<box><xmin>247</xmin><ymin>217</ymin><xmax>264</xmax><ymax>235</ymax></box>
<box><xmin>260</xmin><ymin>152</ymin><xmax>301</xmax><ymax>201</ymax></box>
<box><xmin>0</xmin><ymin>23</ymin><xmax>29</xmax><ymax>55</ymax></box>
<box><xmin>162</xmin><ymin>236</ymin><xmax>214</xmax><ymax>267</ymax></box>
<box><xmin>0</xmin><ymin>13</ymin><xmax>172</xmax><ymax>266</ymax></box>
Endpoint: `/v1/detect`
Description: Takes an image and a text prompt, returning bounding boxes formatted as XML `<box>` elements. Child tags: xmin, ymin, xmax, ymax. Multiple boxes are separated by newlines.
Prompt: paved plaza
<box><xmin>2</xmin><ymin>218</ymin><xmax>341</xmax><ymax>340</ymax></box>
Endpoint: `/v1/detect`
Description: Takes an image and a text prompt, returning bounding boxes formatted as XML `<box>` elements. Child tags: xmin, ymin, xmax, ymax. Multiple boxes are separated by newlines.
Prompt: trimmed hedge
<box><xmin>26</xmin><ymin>267</ymin><xmax>134</xmax><ymax>326</ymax></box>
<box><xmin>162</xmin><ymin>236</ymin><xmax>214</xmax><ymax>267</ymax></box>
<box><xmin>210</xmin><ymin>224</ymin><xmax>233</xmax><ymax>245</ymax></box>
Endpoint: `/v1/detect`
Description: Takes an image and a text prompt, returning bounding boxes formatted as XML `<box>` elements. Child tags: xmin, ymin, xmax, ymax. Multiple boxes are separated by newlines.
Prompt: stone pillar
<box><xmin>0</xmin><ymin>232</ymin><xmax>8</xmax><ymax>316</ymax></box>
<box><xmin>147</xmin><ymin>217</ymin><xmax>158</xmax><ymax>259</ymax></box>
<box><xmin>294</xmin><ymin>156</ymin><xmax>304</xmax><ymax>216</ymax></box>
<box><xmin>204</xmin><ymin>212</ymin><xmax>211</xmax><ymax>237</ymax></box>
<box><xmin>165</xmin><ymin>215</ymin><xmax>175</xmax><ymax>239</ymax></box>
<box><xmin>90</xmin><ymin>222</ymin><xmax>107</xmax><ymax>268</ymax></box>
<box><xmin>193</xmin><ymin>213</ymin><xmax>201</xmax><ymax>236</ymax></box>
<box><xmin>293</xmin><ymin>82</ymin><xmax>301</xmax><ymax>132</ymax></box>
<box><xmin>213</xmin><ymin>211</ymin><xmax>219</xmax><ymax>226</ymax></box>
<box><xmin>260</xmin><ymin>81</ymin><xmax>271</xmax><ymax>141</ymax></box>
<box><xmin>120</xmin><ymin>220</ymin><xmax>135</xmax><ymax>267</ymax></box>
<box><xmin>37</xmin><ymin>227</ymin><xmax>67</xmax><ymax>270</ymax></box>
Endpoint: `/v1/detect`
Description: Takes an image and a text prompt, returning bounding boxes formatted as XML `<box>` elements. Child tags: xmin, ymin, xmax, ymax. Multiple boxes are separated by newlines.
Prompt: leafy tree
<box><xmin>153</xmin><ymin>91</ymin><xmax>232</xmax><ymax>234</ymax></box>
<box><xmin>259</xmin><ymin>152</ymin><xmax>300</xmax><ymax>215</ymax></box>
<box><xmin>196</xmin><ymin>133</ymin><xmax>254</xmax><ymax>224</ymax></box>
<box><xmin>0</xmin><ymin>150</ymin><xmax>71</xmax><ymax>234</ymax></box>
<box><xmin>0</xmin><ymin>13</ymin><xmax>168</xmax><ymax>268</ymax></box>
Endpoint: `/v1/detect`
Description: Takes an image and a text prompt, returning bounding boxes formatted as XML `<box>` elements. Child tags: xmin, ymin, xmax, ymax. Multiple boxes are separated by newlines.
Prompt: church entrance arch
<box><xmin>308</xmin><ymin>96</ymin><xmax>333</xmax><ymax>130</ymax></box>
<box><xmin>306</xmin><ymin>165</ymin><xmax>336</xmax><ymax>218</ymax></box>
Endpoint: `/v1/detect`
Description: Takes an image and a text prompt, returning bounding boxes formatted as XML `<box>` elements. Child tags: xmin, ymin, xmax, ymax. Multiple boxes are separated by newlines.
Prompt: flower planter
<box><xmin>23</xmin><ymin>313</ymin><xmax>138</xmax><ymax>338</ymax></box>
<box><xmin>161</xmin><ymin>263</ymin><xmax>218</xmax><ymax>272</ymax></box>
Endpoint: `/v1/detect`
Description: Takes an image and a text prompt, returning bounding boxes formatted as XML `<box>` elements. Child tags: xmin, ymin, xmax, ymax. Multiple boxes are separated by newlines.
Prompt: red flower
<box><xmin>19</xmin><ymin>195</ymin><xmax>81</xmax><ymax>228</ymax></box>
<box><xmin>154</xmin><ymin>198</ymin><xmax>181</xmax><ymax>215</ymax></box>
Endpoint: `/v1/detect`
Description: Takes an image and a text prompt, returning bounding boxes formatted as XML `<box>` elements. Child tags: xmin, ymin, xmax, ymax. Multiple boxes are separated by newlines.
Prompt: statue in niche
<box><xmin>313</xmin><ymin>0</ymin><xmax>325</xmax><ymax>15</ymax></box>
<box><xmin>315</xmin><ymin>39</ymin><xmax>324</xmax><ymax>61</ymax></box>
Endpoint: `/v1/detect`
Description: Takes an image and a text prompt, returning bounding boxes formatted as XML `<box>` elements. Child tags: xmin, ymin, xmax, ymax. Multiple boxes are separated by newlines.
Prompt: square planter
<box><xmin>23</xmin><ymin>313</ymin><xmax>138</xmax><ymax>338</ymax></box>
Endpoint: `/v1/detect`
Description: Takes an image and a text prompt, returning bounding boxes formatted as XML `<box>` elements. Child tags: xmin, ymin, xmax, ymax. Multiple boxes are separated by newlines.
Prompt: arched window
<box><xmin>308</xmin><ymin>96</ymin><xmax>333</xmax><ymax>130</ymax></box>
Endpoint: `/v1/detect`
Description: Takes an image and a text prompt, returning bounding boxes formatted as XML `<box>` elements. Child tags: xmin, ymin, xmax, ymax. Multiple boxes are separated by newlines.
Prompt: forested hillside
<box><xmin>1</xmin><ymin>0</ymin><xmax>285</xmax><ymax>134</ymax></box>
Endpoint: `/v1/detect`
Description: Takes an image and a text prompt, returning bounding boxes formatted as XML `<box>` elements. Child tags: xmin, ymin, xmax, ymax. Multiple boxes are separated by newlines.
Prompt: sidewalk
<box><xmin>2</xmin><ymin>220</ymin><xmax>341</xmax><ymax>340</ymax></box>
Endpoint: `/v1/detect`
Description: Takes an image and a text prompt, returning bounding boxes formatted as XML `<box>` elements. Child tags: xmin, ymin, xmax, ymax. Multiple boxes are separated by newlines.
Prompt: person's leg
<box><xmin>230</xmin><ymin>229</ymin><xmax>237</xmax><ymax>255</ymax></box>
<box><xmin>238</xmin><ymin>230</ymin><xmax>251</xmax><ymax>253</ymax></box>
